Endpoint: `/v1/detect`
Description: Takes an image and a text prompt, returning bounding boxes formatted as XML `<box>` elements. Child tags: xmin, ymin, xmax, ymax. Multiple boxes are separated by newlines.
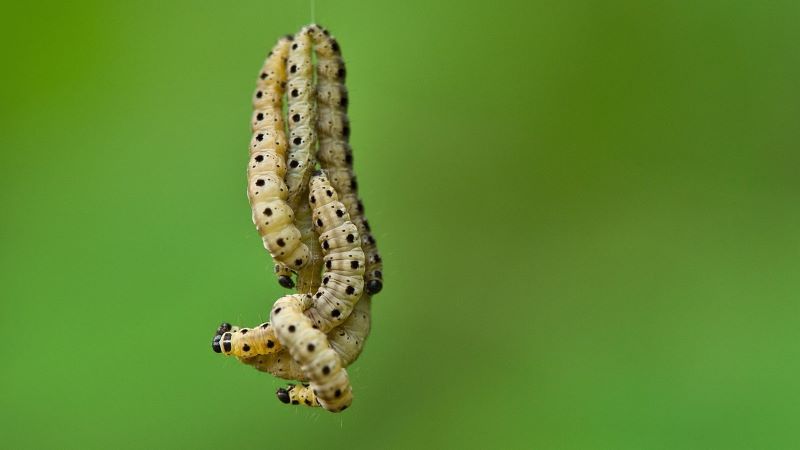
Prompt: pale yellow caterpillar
<box><xmin>308</xmin><ymin>24</ymin><xmax>384</xmax><ymax>295</ymax></box>
<box><xmin>284</xmin><ymin>27</ymin><xmax>318</xmax><ymax>209</ymax></box>
<box><xmin>270</xmin><ymin>294</ymin><xmax>352</xmax><ymax>412</ymax></box>
<box><xmin>249</xmin><ymin>35</ymin><xmax>310</xmax><ymax>272</ymax></box>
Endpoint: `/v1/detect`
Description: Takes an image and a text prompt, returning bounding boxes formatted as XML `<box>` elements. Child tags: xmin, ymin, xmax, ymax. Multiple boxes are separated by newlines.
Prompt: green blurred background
<box><xmin>1</xmin><ymin>0</ymin><xmax>799</xmax><ymax>448</ymax></box>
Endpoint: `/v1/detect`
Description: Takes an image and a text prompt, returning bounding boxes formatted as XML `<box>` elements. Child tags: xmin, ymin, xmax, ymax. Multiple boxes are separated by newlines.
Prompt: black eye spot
<box><xmin>307</xmin><ymin>343</ymin><xmax>315</xmax><ymax>352</ymax></box>
<box><xmin>346</xmin><ymin>234</ymin><xmax>354</xmax><ymax>243</ymax></box>
<box><xmin>254</xmin><ymin>155</ymin><xmax>264</xmax><ymax>162</ymax></box>
<box><xmin>292</xmin><ymin>113</ymin><xmax>300</xmax><ymax>122</ymax></box>
<box><xmin>274</xmin><ymin>307</ymin><xmax>282</xmax><ymax>314</ymax></box>
<box><xmin>345</xmin><ymin>153</ymin><xmax>353</xmax><ymax>164</ymax></box>
<box><xmin>345</xmin><ymin>286</ymin><xmax>355</xmax><ymax>295</ymax></box>
<box><xmin>293</xmin><ymin>137</ymin><xmax>302</xmax><ymax>145</ymax></box>
<box><xmin>331</xmin><ymin>40</ymin><xmax>339</xmax><ymax>52</ymax></box>
<box><xmin>343</xmin><ymin>125</ymin><xmax>350</xmax><ymax>138</ymax></box>
<box><xmin>294</xmin><ymin>259</ymin><xmax>303</xmax><ymax>266</ymax></box>
<box><xmin>263</xmin><ymin>208</ymin><xmax>272</xmax><ymax>216</ymax></box>
<box><xmin>350</xmin><ymin>178</ymin><xmax>357</xmax><ymax>190</ymax></box>
<box><xmin>336</xmin><ymin>209</ymin><xmax>344</xmax><ymax>218</ymax></box>
<box><xmin>334</xmin><ymin>389</ymin><xmax>341</xmax><ymax>397</ymax></box>
<box><xmin>326</xmin><ymin>190</ymin><xmax>333</xmax><ymax>197</ymax></box>
<box><xmin>316</xmin><ymin>219</ymin><xmax>323</xmax><ymax>227</ymax></box>
<box><xmin>288</xmin><ymin>325</ymin><xmax>296</xmax><ymax>333</ymax></box>
<box><xmin>276</xmin><ymin>238</ymin><xmax>286</xmax><ymax>247</ymax></box>
<box><xmin>326</xmin><ymin>260</ymin><xmax>332</xmax><ymax>269</ymax></box>
<box><xmin>260</xmin><ymin>73</ymin><xmax>267</xmax><ymax>80</ymax></box>
<box><xmin>289</xmin><ymin>160</ymin><xmax>299</xmax><ymax>168</ymax></box>
<box><xmin>322</xmin><ymin>240</ymin><xmax>329</xmax><ymax>250</ymax></box>
<box><xmin>292</xmin><ymin>400</ymin><xmax>299</xmax><ymax>405</ymax></box>
<box><xmin>241</xmin><ymin>329</ymin><xmax>248</xmax><ymax>335</ymax></box>
<box><xmin>322</xmin><ymin>366</ymin><xmax>330</xmax><ymax>375</ymax></box>
<box><xmin>292</xmin><ymin>43</ymin><xmax>298</xmax><ymax>50</ymax></box>
<box><xmin>256</xmin><ymin>91</ymin><xmax>263</xmax><ymax>98</ymax></box>
<box><xmin>256</xmin><ymin>134</ymin><xmax>264</xmax><ymax>141</ymax></box>
<box><xmin>256</xmin><ymin>113</ymin><xmax>264</xmax><ymax>121</ymax></box>
<box><xmin>323</xmin><ymin>276</ymin><xmax>329</xmax><ymax>284</ymax></box>
<box><xmin>315</xmin><ymin>292</ymin><xmax>322</xmax><ymax>298</ymax></box>
<box><xmin>290</xmin><ymin>65</ymin><xmax>297</xmax><ymax>73</ymax></box>
<box><xmin>291</xmin><ymin>89</ymin><xmax>299</xmax><ymax>97</ymax></box>
<box><xmin>255</xmin><ymin>179</ymin><xmax>265</xmax><ymax>186</ymax></box>
<box><xmin>331</xmin><ymin>309</ymin><xmax>340</xmax><ymax>318</ymax></box>
<box><xmin>267</xmin><ymin>340</ymin><xmax>275</xmax><ymax>348</ymax></box>
<box><xmin>337</xmin><ymin>67</ymin><xmax>346</xmax><ymax>80</ymax></box>
<box><xmin>350</xmin><ymin>261</ymin><xmax>359</xmax><ymax>269</ymax></box>
<box><xmin>242</xmin><ymin>344</ymin><xmax>250</xmax><ymax>352</ymax></box>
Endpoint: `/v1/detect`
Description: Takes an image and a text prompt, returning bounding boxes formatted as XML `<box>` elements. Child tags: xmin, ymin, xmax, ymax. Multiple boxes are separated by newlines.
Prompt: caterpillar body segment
<box><xmin>285</xmin><ymin>27</ymin><xmax>318</xmax><ymax>209</ymax></box>
<box><xmin>271</xmin><ymin>294</ymin><xmax>353</xmax><ymax>412</ymax></box>
<box><xmin>308</xmin><ymin>25</ymin><xmax>384</xmax><ymax>295</ymax></box>
<box><xmin>248</xmin><ymin>36</ymin><xmax>310</xmax><ymax>272</ymax></box>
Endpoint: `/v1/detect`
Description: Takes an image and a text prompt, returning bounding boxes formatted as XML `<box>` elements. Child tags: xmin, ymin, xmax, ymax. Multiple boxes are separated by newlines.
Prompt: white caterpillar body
<box><xmin>248</xmin><ymin>36</ymin><xmax>310</xmax><ymax>271</ymax></box>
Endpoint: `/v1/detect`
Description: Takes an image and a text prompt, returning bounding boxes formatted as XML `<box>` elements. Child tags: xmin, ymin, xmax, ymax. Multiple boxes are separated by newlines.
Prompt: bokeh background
<box><xmin>1</xmin><ymin>0</ymin><xmax>799</xmax><ymax>448</ymax></box>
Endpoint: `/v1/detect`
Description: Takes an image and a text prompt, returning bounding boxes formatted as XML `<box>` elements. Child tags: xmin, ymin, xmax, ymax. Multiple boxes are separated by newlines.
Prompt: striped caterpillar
<box><xmin>213</xmin><ymin>24</ymin><xmax>381</xmax><ymax>413</ymax></box>
<box><xmin>249</xmin><ymin>35</ymin><xmax>310</xmax><ymax>272</ymax></box>
<box><xmin>308</xmin><ymin>25</ymin><xmax>384</xmax><ymax>295</ymax></box>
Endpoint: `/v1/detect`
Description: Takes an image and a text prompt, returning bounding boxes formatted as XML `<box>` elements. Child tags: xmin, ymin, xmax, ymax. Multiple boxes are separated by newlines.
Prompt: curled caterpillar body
<box><xmin>285</xmin><ymin>27</ymin><xmax>318</xmax><ymax>209</ymax></box>
<box><xmin>271</xmin><ymin>294</ymin><xmax>352</xmax><ymax>412</ymax></box>
<box><xmin>308</xmin><ymin>25</ymin><xmax>384</xmax><ymax>295</ymax></box>
<box><xmin>248</xmin><ymin>36</ymin><xmax>310</xmax><ymax>272</ymax></box>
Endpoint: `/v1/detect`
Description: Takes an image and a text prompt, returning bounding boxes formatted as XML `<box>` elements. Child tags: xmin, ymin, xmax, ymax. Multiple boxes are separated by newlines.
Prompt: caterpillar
<box><xmin>249</xmin><ymin>35</ymin><xmax>310</xmax><ymax>272</ymax></box>
<box><xmin>284</xmin><ymin>26</ymin><xmax>318</xmax><ymax>209</ymax></box>
<box><xmin>270</xmin><ymin>294</ymin><xmax>352</xmax><ymax>412</ymax></box>
<box><xmin>308</xmin><ymin>25</ymin><xmax>384</xmax><ymax>295</ymax></box>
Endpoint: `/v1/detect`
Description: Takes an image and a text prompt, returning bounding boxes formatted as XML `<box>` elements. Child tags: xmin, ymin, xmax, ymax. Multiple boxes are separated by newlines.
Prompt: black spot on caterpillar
<box><xmin>248</xmin><ymin>35</ymin><xmax>310</xmax><ymax>272</ymax></box>
<box><xmin>308</xmin><ymin>25</ymin><xmax>384</xmax><ymax>295</ymax></box>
